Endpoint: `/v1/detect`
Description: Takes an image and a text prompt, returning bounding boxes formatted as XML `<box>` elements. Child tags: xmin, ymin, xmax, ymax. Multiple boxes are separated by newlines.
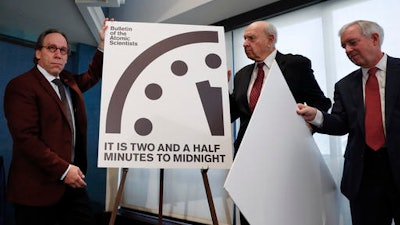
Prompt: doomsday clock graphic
<box><xmin>98</xmin><ymin>22</ymin><xmax>233</xmax><ymax>169</ymax></box>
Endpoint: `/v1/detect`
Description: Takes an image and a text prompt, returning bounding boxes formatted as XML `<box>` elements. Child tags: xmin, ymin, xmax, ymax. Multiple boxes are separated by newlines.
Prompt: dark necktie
<box><xmin>52</xmin><ymin>79</ymin><xmax>73</xmax><ymax>130</ymax></box>
<box><xmin>52</xmin><ymin>79</ymin><xmax>75</xmax><ymax>161</ymax></box>
<box><xmin>249</xmin><ymin>63</ymin><xmax>265</xmax><ymax>112</ymax></box>
<box><xmin>364</xmin><ymin>67</ymin><xmax>385</xmax><ymax>150</ymax></box>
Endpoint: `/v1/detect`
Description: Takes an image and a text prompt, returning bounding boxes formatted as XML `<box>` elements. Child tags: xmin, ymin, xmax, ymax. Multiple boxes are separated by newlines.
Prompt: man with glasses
<box><xmin>4</xmin><ymin>18</ymin><xmax>113</xmax><ymax>225</ymax></box>
<box><xmin>297</xmin><ymin>20</ymin><xmax>400</xmax><ymax>225</ymax></box>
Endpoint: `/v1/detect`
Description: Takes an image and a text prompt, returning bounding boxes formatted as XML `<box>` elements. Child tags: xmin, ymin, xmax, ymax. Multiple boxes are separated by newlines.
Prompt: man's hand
<box><xmin>64</xmin><ymin>165</ymin><xmax>87</xmax><ymax>188</ymax></box>
<box><xmin>98</xmin><ymin>17</ymin><xmax>115</xmax><ymax>50</ymax></box>
<box><xmin>296</xmin><ymin>103</ymin><xmax>317</xmax><ymax>122</ymax></box>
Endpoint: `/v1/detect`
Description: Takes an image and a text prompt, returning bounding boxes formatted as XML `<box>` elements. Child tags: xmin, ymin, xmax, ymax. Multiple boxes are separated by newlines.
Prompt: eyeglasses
<box><xmin>42</xmin><ymin>45</ymin><xmax>69</xmax><ymax>55</ymax></box>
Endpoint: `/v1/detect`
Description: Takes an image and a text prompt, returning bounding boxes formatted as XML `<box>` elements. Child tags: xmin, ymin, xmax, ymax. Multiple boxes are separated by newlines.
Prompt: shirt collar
<box><xmin>37</xmin><ymin>64</ymin><xmax>60</xmax><ymax>83</ymax></box>
<box><xmin>361</xmin><ymin>53</ymin><xmax>387</xmax><ymax>75</ymax></box>
<box><xmin>256</xmin><ymin>49</ymin><xmax>277</xmax><ymax>69</ymax></box>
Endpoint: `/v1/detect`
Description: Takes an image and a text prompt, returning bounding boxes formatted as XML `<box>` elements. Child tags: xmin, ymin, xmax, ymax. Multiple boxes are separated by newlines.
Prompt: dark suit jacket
<box><xmin>4</xmin><ymin>50</ymin><xmax>103</xmax><ymax>206</ymax></box>
<box><xmin>315</xmin><ymin>55</ymin><xmax>400</xmax><ymax>200</ymax></box>
<box><xmin>230</xmin><ymin>51</ymin><xmax>332</xmax><ymax>151</ymax></box>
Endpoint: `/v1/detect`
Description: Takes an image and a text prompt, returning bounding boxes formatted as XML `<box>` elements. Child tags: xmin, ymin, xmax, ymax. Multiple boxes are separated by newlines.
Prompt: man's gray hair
<box><xmin>338</xmin><ymin>20</ymin><xmax>384</xmax><ymax>46</ymax></box>
<box><xmin>263</xmin><ymin>21</ymin><xmax>278</xmax><ymax>44</ymax></box>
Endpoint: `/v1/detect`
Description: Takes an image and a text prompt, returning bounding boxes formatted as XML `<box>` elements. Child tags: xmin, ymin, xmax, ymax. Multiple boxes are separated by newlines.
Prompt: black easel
<box><xmin>108</xmin><ymin>168</ymin><xmax>128</xmax><ymax>225</ymax></box>
<box><xmin>108</xmin><ymin>168</ymin><xmax>219</xmax><ymax>225</ymax></box>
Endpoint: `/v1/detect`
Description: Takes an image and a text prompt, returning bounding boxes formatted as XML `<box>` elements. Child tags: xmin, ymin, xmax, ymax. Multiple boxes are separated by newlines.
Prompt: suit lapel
<box><xmin>350</xmin><ymin>70</ymin><xmax>365</xmax><ymax>134</ymax></box>
<box><xmin>236</xmin><ymin>64</ymin><xmax>254</xmax><ymax>109</ymax></box>
<box><xmin>33</xmin><ymin>68</ymin><xmax>62</xmax><ymax>107</ymax></box>
<box><xmin>274</xmin><ymin>51</ymin><xmax>289</xmax><ymax>77</ymax></box>
<box><xmin>384</xmin><ymin>56</ymin><xmax>400</xmax><ymax>128</ymax></box>
<box><xmin>34</xmin><ymin>68</ymin><xmax>73</xmax><ymax>129</ymax></box>
<box><xmin>60</xmin><ymin>74</ymin><xmax>88</xmax><ymax>131</ymax></box>
<box><xmin>242</xmin><ymin>64</ymin><xmax>254</xmax><ymax>88</ymax></box>
<box><xmin>275</xmin><ymin>51</ymin><xmax>284</xmax><ymax>67</ymax></box>
<box><xmin>61</xmin><ymin>76</ymin><xmax>79</xmax><ymax>97</ymax></box>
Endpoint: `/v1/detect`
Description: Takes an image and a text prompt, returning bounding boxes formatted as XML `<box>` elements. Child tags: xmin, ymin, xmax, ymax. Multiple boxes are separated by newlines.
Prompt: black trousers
<box><xmin>14</xmin><ymin>187</ymin><xmax>94</xmax><ymax>225</ymax></box>
<box><xmin>350</xmin><ymin>147</ymin><xmax>400</xmax><ymax>225</ymax></box>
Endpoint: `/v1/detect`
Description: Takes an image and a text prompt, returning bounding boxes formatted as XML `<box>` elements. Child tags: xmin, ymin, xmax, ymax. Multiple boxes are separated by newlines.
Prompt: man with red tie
<box><xmin>297</xmin><ymin>20</ymin><xmax>400</xmax><ymax>225</ymax></box>
<box><xmin>4</xmin><ymin>19</ymin><xmax>113</xmax><ymax>225</ymax></box>
<box><xmin>229</xmin><ymin>20</ymin><xmax>331</xmax><ymax>225</ymax></box>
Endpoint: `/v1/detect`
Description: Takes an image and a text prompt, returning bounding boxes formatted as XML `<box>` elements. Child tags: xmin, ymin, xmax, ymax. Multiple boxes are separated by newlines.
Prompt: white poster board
<box><xmin>98</xmin><ymin>22</ymin><xmax>232</xmax><ymax>169</ymax></box>
<box><xmin>224</xmin><ymin>61</ymin><xmax>339</xmax><ymax>225</ymax></box>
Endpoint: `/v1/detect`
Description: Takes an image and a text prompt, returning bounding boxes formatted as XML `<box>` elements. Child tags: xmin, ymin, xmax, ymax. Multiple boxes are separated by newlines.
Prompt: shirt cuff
<box><xmin>309</xmin><ymin>109</ymin><xmax>323</xmax><ymax>128</ymax></box>
<box><xmin>61</xmin><ymin>164</ymin><xmax>71</xmax><ymax>180</ymax></box>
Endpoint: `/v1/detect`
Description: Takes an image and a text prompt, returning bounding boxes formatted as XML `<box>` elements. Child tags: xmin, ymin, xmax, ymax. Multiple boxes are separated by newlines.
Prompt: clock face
<box><xmin>98</xmin><ymin>22</ymin><xmax>233</xmax><ymax>169</ymax></box>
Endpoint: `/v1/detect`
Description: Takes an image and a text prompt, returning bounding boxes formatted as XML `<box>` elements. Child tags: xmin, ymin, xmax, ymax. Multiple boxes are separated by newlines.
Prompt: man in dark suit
<box><xmin>229</xmin><ymin>21</ymin><xmax>331</xmax><ymax>225</ymax></box>
<box><xmin>297</xmin><ymin>20</ymin><xmax>400</xmax><ymax>225</ymax></box>
<box><xmin>3</xmin><ymin>19</ymin><xmax>112</xmax><ymax>225</ymax></box>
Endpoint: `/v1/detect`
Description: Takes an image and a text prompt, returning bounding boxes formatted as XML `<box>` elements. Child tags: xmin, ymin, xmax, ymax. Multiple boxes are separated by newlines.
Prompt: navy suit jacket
<box><xmin>316</xmin><ymin>55</ymin><xmax>400</xmax><ymax>200</ymax></box>
<box><xmin>230</xmin><ymin>51</ymin><xmax>331</xmax><ymax>151</ymax></box>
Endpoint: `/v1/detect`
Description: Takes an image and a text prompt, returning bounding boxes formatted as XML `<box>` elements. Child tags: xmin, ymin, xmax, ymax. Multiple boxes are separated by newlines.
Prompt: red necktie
<box><xmin>249</xmin><ymin>63</ymin><xmax>265</xmax><ymax>112</ymax></box>
<box><xmin>365</xmin><ymin>67</ymin><xmax>385</xmax><ymax>150</ymax></box>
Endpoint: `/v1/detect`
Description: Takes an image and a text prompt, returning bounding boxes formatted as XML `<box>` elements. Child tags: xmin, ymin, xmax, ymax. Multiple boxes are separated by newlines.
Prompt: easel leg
<box><xmin>158</xmin><ymin>168</ymin><xmax>164</xmax><ymax>225</ymax></box>
<box><xmin>201</xmin><ymin>169</ymin><xmax>219</xmax><ymax>225</ymax></box>
<box><xmin>109</xmin><ymin>168</ymin><xmax>129</xmax><ymax>225</ymax></box>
